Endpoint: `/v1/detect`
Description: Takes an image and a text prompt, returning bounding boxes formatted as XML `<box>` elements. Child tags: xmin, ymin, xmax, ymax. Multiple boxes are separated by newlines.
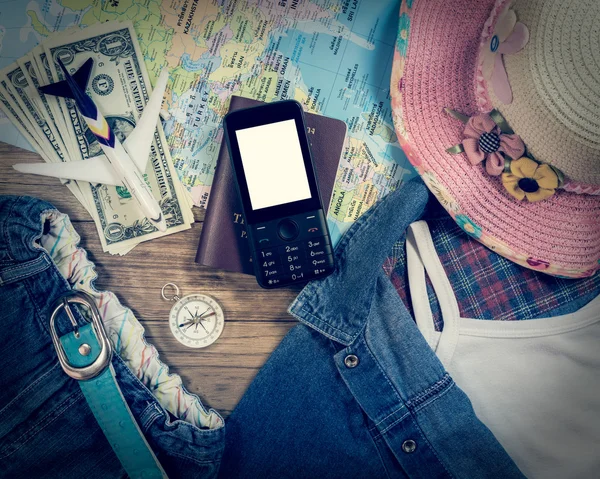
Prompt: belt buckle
<box><xmin>50</xmin><ymin>291</ymin><xmax>112</xmax><ymax>381</ymax></box>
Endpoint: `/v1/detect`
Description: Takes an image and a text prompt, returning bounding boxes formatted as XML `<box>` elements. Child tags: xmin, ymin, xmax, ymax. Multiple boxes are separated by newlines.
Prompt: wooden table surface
<box><xmin>0</xmin><ymin>141</ymin><xmax>302</xmax><ymax>417</ymax></box>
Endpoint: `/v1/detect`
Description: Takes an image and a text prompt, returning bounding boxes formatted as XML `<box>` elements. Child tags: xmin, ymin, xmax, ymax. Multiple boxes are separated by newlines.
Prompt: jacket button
<box><xmin>344</xmin><ymin>354</ymin><xmax>359</xmax><ymax>368</ymax></box>
<box><xmin>402</xmin><ymin>439</ymin><xmax>417</xmax><ymax>453</ymax></box>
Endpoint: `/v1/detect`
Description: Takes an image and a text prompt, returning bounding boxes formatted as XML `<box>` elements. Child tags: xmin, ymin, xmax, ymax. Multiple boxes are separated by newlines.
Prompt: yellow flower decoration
<box><xmin>501</xmin><ymin>157</ymin><xmax>561</xmax><ymax>202</ymax></box>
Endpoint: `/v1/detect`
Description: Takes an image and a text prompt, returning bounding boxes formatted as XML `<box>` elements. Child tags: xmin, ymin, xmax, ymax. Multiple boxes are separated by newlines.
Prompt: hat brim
<box><xmin>391</xmin><ymin>0</ymin><xmax>600</xmax><ymax>278</ymax></box>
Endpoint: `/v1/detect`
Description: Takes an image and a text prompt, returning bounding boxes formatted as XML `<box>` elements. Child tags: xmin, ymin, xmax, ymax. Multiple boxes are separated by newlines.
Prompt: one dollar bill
<box><xmin>43</xmin><ymin>21</ymin><xmax>193</xmax><ymax>254</ymax></box>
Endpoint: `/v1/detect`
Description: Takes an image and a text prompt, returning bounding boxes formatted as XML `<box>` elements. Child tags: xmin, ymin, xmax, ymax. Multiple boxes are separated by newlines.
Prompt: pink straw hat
<box><xmin>391</xmin><ymin>0</ymin><xmax>600</xmax><ymax>278</ymax></box>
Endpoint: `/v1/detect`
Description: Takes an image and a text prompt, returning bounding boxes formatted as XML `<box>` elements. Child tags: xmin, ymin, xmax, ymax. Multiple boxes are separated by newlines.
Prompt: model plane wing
<box><xmin>14</xmin><ymin>68</ymin><xmax>169</xmax><ymax>187</ymax></box>
<box><xmin>13</xmin><ymin>156</ymin><xmax>120</xmax><ymax>186</ymax></box>
<box><xmin>122</xmin><ymin>68</ymin><xmax>169</xmax><ymax>173</ymax></box>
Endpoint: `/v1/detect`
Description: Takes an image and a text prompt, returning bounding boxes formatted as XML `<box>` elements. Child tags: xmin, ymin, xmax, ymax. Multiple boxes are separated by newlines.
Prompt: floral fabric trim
<box><xmin>39</xmin><ymin>210</ymin><xmax>224</xmax><ymax>429</ymax></box>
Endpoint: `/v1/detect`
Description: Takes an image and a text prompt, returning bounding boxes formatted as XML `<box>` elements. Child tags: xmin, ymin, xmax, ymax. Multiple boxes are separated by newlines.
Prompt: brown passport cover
<box><xmin>195</xmin><ymin>95</ymin><xmax>347</xmax><ymax>275</ymax></box>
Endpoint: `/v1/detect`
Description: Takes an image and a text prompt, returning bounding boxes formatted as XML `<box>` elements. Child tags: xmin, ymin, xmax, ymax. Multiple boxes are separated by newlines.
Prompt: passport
<box><xmin>195</xmin><ymin>95</ymin><xmax>347</xmax><ymax>275</ymax></box>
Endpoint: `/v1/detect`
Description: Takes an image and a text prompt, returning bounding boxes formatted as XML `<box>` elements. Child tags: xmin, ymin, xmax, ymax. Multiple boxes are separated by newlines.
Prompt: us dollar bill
<box><xmin>44</xmin><ymin>21</ymin><xmax>193</xmax><ymax>253</ymax></box>
<box><xmin>18</xmin><ymin>53</ymin><xmax>71</xmax><ymax>156</ymax></box>
<box><xmin>0</xmin><ymin>84</ymin><xmax>43</xmax><ymax>153</ymax></box>
<box><xmin>3</xmin><ymin>63</ymin><xmax>67</xmax><ymax>165</ymax></box>
<box><xmin>0</xmin><ymin>74</ymin><xmax>48</xmax><ymax>153</ymax></box>
<box><xmin>16</xmin><ymin>56</ymin><xmax>90</xmax><ymax>212</ymax></box>
<box><xmin>0</xmin><ymin>77</ymin><xmax>46</xmax><ymax>152</ymax></box>
<box><xmin>31</xmin><ymin>44</ymin><xmax>79</xmax><ymax>159</ymax></box>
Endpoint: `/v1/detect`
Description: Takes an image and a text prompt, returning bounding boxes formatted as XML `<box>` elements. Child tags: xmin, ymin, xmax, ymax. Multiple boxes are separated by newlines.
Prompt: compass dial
<box><xmin>169</xmin><ymin>294</ymin><xmax>225</xmax><ymax>348</ymax></box>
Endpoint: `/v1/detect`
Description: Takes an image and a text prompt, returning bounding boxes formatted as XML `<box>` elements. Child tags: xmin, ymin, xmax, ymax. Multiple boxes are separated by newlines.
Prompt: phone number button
<box><xmin>278</xmin><ymin>243</ymin><xmax>303</xmax><ymax>255</ymax></box>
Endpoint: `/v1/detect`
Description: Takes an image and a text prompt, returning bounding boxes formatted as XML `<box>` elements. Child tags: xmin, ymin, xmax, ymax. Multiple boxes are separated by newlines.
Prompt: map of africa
<box><xmin>0</xmin><ymin>0</ymin><xmax>416</xmax><ymax>243</ymax></box>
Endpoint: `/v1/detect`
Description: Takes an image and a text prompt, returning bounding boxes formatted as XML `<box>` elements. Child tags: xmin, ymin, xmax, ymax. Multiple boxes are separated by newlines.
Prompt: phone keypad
<box><xmin>255</xmin><ymin>236</ymin><xmax>334</xmax><ymax>287</ymax></box>
<box><xmin>256</xmin><ymin>236</ymin><xmax>333</xmax><ymax>286</ymax></box>
<box><xmin>251</xmin><ymin>210</ymin><xmax>335</xmax><ymax>288</ymax></box>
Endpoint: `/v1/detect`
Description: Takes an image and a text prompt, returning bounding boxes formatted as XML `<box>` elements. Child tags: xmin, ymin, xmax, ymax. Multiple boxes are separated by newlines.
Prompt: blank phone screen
<box><xmin>235</xmin><ymin>119</ymin><xmax>312</xmax><ymax>211</ymax></box>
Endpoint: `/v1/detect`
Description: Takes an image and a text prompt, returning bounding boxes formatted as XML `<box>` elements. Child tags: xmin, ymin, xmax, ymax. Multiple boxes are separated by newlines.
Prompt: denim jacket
<box><xmin>219</xmin><ymin>179</ymin><xmax>525</xmax><ymax>478</ymax></box>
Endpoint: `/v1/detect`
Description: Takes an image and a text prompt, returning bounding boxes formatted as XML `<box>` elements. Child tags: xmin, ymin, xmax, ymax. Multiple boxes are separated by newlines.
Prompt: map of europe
<box><xmin>0</xmin><ymin>0</ymin><xmax>415</xmax><ymax>243</ymax></box>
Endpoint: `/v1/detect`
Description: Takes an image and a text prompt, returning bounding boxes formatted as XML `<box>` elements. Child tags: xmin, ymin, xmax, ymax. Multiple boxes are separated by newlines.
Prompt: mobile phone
<box><xmin>223</xmin><ymin>100</ymin><xmax>335</xmax><ymax>289</ymax></box>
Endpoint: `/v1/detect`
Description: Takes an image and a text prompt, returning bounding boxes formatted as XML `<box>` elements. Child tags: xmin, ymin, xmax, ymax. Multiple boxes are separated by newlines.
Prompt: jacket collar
<box><xmin>288</xmin><ymin>179</ymin><xmax>429</xmax><ymax>345</ymax></box>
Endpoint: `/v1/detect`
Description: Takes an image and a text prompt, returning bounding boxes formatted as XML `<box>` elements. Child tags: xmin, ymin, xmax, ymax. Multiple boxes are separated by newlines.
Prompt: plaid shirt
<box><xmin>385</xmin><ymin>199</ymin><xmax>600</xmax><ymax>331</ymax></box>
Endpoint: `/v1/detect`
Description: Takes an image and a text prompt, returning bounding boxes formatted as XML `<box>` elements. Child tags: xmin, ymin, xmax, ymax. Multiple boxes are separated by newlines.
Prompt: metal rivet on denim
<box><xmin>402</xmin><ymin>440</ymin><xmax>417</xmax><ymax>454</ymax></box>
<box><xmin>344</xmin><ymin>354</ymin><xmax>359</xmax><ymax>368</ymax></box>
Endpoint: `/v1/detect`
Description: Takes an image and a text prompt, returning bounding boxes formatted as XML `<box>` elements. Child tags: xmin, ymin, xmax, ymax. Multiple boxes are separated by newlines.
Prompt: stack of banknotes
<box><xmin>0</xmin><ymin>21</ymin><xmax>194</xmax><ymax>255</ymax></box>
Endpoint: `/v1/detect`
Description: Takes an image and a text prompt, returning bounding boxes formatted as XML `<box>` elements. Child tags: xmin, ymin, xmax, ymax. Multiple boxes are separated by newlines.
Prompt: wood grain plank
<box><xmin>1</xmin><ymin>145</ymin><xmax>93</xmax><ymax>220</ymax></box>
<box><xmin>0</xmin><ymin>141</ymin><xmax>303</xmax><ymax>417</ymax></box>
<box><xmin>144</xmin><ymin>322</ymin><xmax>296</xmax><ymax>369</ymax></box>
<box><xmin>138</xmin><ymin>322</ymin><xmax>297</xmax><ymax>416</ymax></box>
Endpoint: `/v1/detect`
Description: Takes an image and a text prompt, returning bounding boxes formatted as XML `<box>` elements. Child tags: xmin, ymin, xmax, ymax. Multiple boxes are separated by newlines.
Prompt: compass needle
<box><xmin>199</xmin><ymin>311</ymin><xmax>216</xmax><ymax>320</ymax></box>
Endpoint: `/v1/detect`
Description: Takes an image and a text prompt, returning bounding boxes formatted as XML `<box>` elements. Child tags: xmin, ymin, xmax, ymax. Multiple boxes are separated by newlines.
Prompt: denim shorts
<box><xmin>0</xmin><ymin>196</ymin><xmax>225</xmax><ymax>478</ymax></box>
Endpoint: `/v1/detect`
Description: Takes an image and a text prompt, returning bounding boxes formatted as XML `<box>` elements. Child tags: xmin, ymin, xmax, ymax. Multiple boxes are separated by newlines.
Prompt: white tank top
<box><xmin>406</xmin><ymin>221</ymin><xmax>600</xmax><ymax>479</ymax></box>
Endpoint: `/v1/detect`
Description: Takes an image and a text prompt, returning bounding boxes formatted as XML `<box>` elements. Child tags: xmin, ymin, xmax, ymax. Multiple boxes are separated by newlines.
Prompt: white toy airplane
<box><xmin>14</xmin><ymin>58</ymin><xmax>169</xmax><ymax>232</ymax></box>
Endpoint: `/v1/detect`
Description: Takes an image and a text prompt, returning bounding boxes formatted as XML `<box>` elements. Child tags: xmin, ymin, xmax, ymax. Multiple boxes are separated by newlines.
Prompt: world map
<box><xmin>0</xmin><ymin>0</ymin><xmax>415</xmax><ymax>244</ymax></box>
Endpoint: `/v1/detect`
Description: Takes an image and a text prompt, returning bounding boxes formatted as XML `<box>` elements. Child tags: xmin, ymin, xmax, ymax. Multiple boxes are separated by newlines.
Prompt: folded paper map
<box><xmin>0</xmin><ymin>0</ymin><xmax>415</xmax><ymax>244</ymax></box>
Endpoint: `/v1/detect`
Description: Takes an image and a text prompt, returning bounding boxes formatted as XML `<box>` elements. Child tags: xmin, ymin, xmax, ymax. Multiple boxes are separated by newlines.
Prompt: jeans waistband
<box><xmin>0</xmin><ymin>254</ymin><xmax>52</xmax><ymax>286</ymax></box>
<box><xmin>0</xmin><ymin>196</ymin><xmax>58</xmax><ymax>264</ymax></box>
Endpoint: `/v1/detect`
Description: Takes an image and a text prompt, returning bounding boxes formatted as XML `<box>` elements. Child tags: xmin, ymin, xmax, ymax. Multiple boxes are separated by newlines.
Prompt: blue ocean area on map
<box><xmin>332</xmin><ymin>0</ymin><xmax>399</xmax><ymax>42</ymax></box>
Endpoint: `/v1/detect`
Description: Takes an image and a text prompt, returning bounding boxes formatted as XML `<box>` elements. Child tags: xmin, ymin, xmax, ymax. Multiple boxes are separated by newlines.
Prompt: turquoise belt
<box><xmin>50</xmin><ymin>291</ymin><xmax>167</xmax><ymax>479</ymax></box>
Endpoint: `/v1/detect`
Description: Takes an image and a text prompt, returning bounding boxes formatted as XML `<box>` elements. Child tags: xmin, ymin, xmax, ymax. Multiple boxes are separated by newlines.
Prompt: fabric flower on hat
<box><xmin>462</xmin><ymin>113</ymin><xmax>525</xmax><ymax>176</ymax></box>
<box><xmin>481</xmin><ymin>8</ymin><xmax>529</xmax><ymax>104</ymax></box>
<box><xmin>502</xmin><ymin>157</ymin><xmax>561</xmax><ymax>202</ymax></box>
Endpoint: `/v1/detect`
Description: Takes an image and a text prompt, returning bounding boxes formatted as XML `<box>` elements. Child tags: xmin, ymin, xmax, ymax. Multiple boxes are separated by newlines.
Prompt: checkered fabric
<box><xmin>478</xmin><ymin>132</ymin><xmax>501</xmax><ymax>153</ymax></box>
<box><xmin>384</xmin><ymin>198</ymin><xmax>600</xmax><ymax>331</ymax></box>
